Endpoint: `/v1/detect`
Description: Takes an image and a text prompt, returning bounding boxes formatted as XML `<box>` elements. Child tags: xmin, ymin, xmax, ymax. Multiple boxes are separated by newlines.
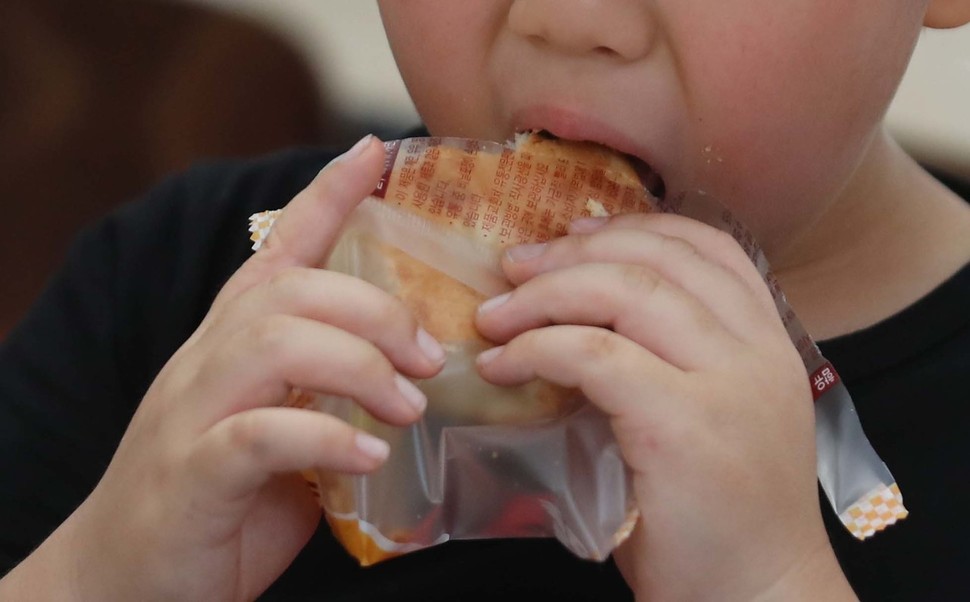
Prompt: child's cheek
<box><xmin>669</xmin><ymin>3</ymin><xmax>920</xmax><ymax>242</ymax></box>
<box><xmin>379</xmin><ymin>1</ymin><xmax>505</xmax><ymax>139</ymax></box>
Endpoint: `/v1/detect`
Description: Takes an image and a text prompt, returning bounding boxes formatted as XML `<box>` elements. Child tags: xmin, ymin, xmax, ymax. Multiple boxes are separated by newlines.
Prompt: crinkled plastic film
<box><xmin>248</xmin><ymin>135</ymin><xmax>905</xmax><ymax>565</ymax></box>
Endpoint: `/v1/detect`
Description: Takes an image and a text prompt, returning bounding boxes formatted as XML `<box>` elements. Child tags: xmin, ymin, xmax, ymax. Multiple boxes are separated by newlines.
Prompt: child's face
<box><xmin>378</xmin><ymin>0</ymin><xmax>929</xmax><ymax>253</ymax></box>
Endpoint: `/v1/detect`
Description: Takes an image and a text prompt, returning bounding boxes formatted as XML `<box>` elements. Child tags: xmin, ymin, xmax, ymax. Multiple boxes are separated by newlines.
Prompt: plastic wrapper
<box><xmin>248</xmin><ymin>134</ymin><xmax>906</xmax><ymax>565</ymax></box>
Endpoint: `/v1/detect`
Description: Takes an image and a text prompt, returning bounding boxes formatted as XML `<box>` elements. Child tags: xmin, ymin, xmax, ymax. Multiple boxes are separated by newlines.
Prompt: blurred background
<box><xmin>1</xmin><ymin>0</ymin><xmax>968</xmax><ymax>336</ymax></box>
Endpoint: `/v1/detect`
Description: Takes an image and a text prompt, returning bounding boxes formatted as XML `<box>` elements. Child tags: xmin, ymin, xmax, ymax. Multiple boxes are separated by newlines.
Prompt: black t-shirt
<box><xmin>1</xmin><ymin>146</ymin><xmax>968</xmax><ymax>601</ymax></box>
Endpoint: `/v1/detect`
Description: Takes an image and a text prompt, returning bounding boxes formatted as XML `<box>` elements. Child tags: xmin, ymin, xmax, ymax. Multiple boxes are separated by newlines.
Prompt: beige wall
<box><xmin>184</xmin><ymin>0</ymin><xmax>418</xmax><ymax>127</ymax></box>
<box><xmin>187</xmin><ymin>0</ymin><xmax>970</xmax><ymax>177</ymax></box>
<box><xmin>891</xmin><ymin>26</ymin><xmax>970</xmax><ymax>178</ymax></box>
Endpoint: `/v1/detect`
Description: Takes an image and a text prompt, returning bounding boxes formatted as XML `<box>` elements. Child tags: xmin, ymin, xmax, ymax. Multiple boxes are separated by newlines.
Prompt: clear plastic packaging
<box><xmin>248</xmin><ymin>135</ymin><xmax>906</xmax><ymax>565</ymax></box>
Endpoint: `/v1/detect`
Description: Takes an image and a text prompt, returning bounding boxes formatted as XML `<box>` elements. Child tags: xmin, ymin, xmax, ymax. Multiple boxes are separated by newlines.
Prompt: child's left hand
<box><xmin>475</xmin><ymin>213</ymin><xmax>854</xmax><ymax>600</ymax></box>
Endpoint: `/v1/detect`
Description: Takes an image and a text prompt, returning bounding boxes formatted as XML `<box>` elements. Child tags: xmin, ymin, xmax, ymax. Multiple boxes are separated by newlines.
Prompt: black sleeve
<box><xmin>0</xmin><ymin>210</ymin><xmax>130</xmax><ymax>571</ymax></box>
<box><xmin>0</xmin><ymin>148</ymin><xmax>330</xmax><ymax>573</ymax></box>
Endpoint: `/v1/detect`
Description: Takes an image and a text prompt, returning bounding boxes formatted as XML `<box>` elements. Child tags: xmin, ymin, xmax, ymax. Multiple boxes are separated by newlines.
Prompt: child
<box><xmin>2</xmin><ymin>1</ymin><xmax>969</xmax><ymax>600</ymax></box>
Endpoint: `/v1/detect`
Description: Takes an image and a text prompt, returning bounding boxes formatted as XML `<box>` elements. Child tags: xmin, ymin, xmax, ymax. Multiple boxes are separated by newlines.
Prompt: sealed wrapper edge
<box><xmin>248</xmin><ymin>209</ymin><xmax>282</xmax><ymax>251</ymax></box>
<box><xmin>326</xmin><ymin>511</ymin><xmax>450</xmax><ymax>567</ymax></box>
<box><xmin>840</xmin><ymin>483</ymin><xmax>907</xmax><ymax>540</ymax></box>
<box><xmin>814</xmin><ymin>382</ymin><xmax>908</xmax><ymax>539</ymax></box>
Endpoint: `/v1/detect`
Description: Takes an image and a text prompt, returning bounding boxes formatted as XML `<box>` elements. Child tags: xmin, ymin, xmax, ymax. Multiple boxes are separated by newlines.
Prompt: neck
<box><xmin>770</xmin><ymin>129</ymin><xmax>970</xmax><ymax>340</ymax></box>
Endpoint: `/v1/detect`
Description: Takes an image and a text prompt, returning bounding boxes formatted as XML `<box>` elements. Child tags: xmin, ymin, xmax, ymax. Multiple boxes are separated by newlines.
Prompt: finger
<box><xmin>566</xmin><ymin>212</ymin><xmax>777</xmax><ymax>311</ymax></box>
<box><xmin>500</xmin><ymin>227</ymin><xmax>776</xmax><ymax>342</ymax></box>
<box><xmin>191</xmin><ymin>315</ymin><xmax>428</xmax><ymax>427</ymax></box>
<box><xmin>212</xmin><ymin>135</ymin><xmax>386</xmax><ymax>311</ymax></box>
<box><xmin>476</xmin><ymin>325</ymin><xmax>683</xmax><ymax>422</ymax></box>
<box><xmin>188</xmin><ymin>406</ymin><xmax>390</xmax><ymax>501</ymax></box>
<box><xmin>476</xmin><ymin>262</ymin><xmax>737</xmax><ymax>370</ymax></box>
<box><xmin>207</xmin><ymin>267</ymin><xmax>446</xmax><ymax>378</ymax></box>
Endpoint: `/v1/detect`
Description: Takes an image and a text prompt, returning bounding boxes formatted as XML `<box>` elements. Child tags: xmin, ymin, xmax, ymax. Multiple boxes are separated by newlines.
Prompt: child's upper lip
<box><xmin>510</xmin><ymin>105</ymin><xmax>662</xmax><ymax>175</ymax></box>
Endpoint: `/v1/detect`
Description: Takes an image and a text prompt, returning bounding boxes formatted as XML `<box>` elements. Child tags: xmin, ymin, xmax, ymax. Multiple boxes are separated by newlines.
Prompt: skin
<box><xmin>0</xmin><ymin>138</ymin><xmax>445</xmax><ymax>600</ymax></box>
<box><xmin>2</xmin><ymin>1</ymin><xmax>970</xmax><ymax>600</ymax></box>
<box><xmin>384</xmin><ymin>0</ymin><xmax>970</xmax><ymax>598</ymax></box>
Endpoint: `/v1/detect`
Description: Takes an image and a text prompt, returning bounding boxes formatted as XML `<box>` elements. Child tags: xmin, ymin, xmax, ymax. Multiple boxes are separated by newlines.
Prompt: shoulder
<box><xmin>77</xmin><ymin>146</ymin><xmax>342</xmax><ymax>393</ymax></box>
<box><xmin>109</xmin><ymin>146</ymin><xmax>339</xmax><ymax>251</ymax></box>
<box><xmin>106</xmin><ymin>145</ymin><xmax>340</xmax><ymax>293</ymax></box>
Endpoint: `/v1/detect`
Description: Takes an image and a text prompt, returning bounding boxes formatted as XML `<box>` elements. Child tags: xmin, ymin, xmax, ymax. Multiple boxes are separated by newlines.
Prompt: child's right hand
<box><xmin>5</xmin><ymin>136</ymin><xmax>446</xmax><ymax>601</ymax></box>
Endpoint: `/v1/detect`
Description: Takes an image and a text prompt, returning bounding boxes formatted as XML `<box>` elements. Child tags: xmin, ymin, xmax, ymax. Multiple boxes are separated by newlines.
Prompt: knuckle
<box><xmin>226</xmin><ymin>413</ymin><xmax>270</xmax><ymax>460</ymax></box>
<box><xmin>267</xmin><ymin>265</ymin><xmax>312</xmax><ymax>294</ymax></box>
<box><xmin>710</xmin><ymin>227</ymin><xmax>739</xmax><ymax>252</ymax></box>
<box><xmin>659</xmin><ymin>234</ymin><xmax>700</xmax><ymax>260</ymax></box>
<box><xmin>380</xmin><ymin>294</ymin><xmax>415</xmax><ymax>331</ymax></box>
<box><xmin>692</xmin><ymin>306</ymin><xmax>723</xmax><ymax>337</ymax></box>
<box><xmin>710</xmin><ymin>228</ymin><xmax>752</xmax><ymax>265</ymax></box>
<box><xmin>202</xmin><ymin>308</ymin><xmax>229</xmax><ymax>337</ymax></box>
<box><xmin>610</xmin><ymin>213</ymin><xmax>647</xmax><ymax>230</ymax></box>
<box><xmin>618</xmin><ymin>264</ymin><xmax>661</xmax><ymax>296</ymax></box>
<box><xmin>579</xmin><ymin>328</ymin><xmax>622</xmax><ymax>363</ymax></box>
<box><xmin>350</xmin><ymin>341</ymin><xmax>396</xmax><ymax>381</ymax></box>
<box><xmin>248</xmin><ymin>315</ymin><xmax>293</xmax><ymax>356</ymax></box>
<box><xmin>575</xmin><ymin>232</ymin><xmax>601</xmax><ymax>257</ymax></box>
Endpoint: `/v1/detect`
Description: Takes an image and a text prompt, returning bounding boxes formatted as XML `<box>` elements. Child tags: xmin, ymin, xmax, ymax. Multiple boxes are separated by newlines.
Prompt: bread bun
<box><xmin>370</xmin><ymin>132</ymin><xmax>655</xmax><ymax>425</ymax></box>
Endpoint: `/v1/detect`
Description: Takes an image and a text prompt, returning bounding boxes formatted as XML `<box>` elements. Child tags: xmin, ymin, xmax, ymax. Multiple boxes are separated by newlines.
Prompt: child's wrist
<box><xmin>0</xmin><ymin>514</ymin><xmax>86</xmax><ymax>601</ymax></box>
<box><xmin>627</xmin><ymin>535</ymin><xmax>855</xmax><ymax>602</ymax></box>
<box><xmin>68</xmin><ymin>497</ymin><xmax>155</xmax><ymax>602</ymax></box>
<box><xmin>749</xmin><ymin>544</ymin><xmax>856</xmax><ymax>602</ymax></box>
<box><xmin>0</xmin><ymin>500</ymin><xmax>150</xmax><ymax>602</ymax></box>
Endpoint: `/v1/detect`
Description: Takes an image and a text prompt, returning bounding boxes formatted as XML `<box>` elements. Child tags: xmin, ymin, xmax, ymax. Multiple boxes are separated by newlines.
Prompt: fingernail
<box><xmin>506</xmin><ymin>242</ymin><xmax>547</xmax><ymax>263</ymax></box>
<box><xmin>416</xmin><ymin>328</ymin><xmax>446</xmax><ymax>365</ymax></box>
<box><xmin>333</xmin><ymin>134</ymin><xmax>374</xmax><ymax>164</ymax></box>
<box><xmin>478</xmin><ymin>292</ymin><xmax>511</xmax><ymax>315</ymax></box>
<box><xmin>569</xmin><ymin>216</ymin><xmax>610</xmax><ymax>233</ymax></box>
<box><xmin>476</xmin><ymin>345</ymin><xmax>505</xmax><ymax>365</ymax></box>
<box><xmin>395</xmin><ymin>373</ymin><xmax>427</xmax><ymax>414</ymax></box>
<box><xmin>355</xmin><ymin>432</ymin><xmax>390</xmax><ymax>462</ymax></box>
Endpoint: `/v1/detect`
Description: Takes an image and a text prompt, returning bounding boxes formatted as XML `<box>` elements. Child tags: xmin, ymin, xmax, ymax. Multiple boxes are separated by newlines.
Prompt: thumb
<box><xmin>217</xmin><ymin>135</ymin><xmax>385</xmax><ymax>305</ymax></box>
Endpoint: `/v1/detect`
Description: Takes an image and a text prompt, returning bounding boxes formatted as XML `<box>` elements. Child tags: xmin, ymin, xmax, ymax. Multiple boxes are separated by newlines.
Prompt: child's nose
<box><xmin>508</xmin><ymin>0</ymin><xmax>655</xmax><ymax>61</ymax></box>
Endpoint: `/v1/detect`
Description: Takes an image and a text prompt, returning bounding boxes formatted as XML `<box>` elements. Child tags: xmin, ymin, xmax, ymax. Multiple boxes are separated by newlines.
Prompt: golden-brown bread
<box><xmin>372</xmin><ymin>133</ymin><xmax>655</xmax><ymax>425</ymax></box>
<box><xmin>386</xmin><ymin>132</ymin><xmax>650</xmax><ymax>238</ymax></box>
<box><xmin>382</xmin><ymin>244</ymin><xmax>487</xmax><ymax>345</ymax></box>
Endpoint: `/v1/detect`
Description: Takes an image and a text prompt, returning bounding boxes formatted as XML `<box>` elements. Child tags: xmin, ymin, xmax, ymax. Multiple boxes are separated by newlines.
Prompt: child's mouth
<box><xmin>529</xmin><ymin>129</ymin><xmax>666</xmax><ymax>200</ymax></box>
